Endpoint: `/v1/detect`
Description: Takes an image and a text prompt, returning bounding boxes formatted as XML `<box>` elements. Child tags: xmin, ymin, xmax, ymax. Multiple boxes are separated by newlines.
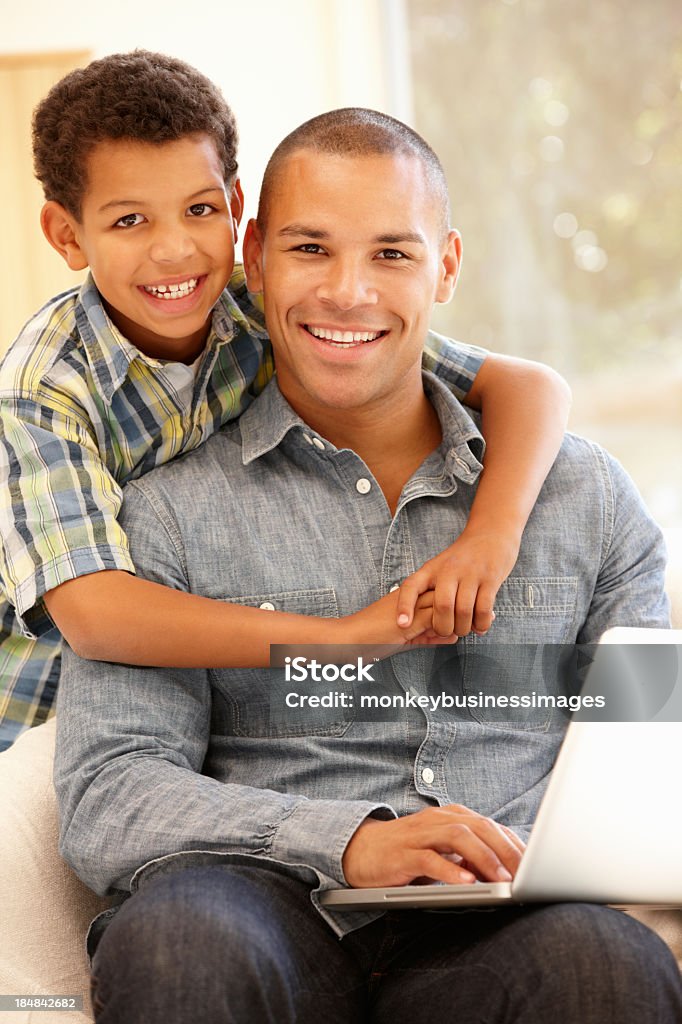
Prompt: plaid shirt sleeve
<box><xmin>422</xmin><ymin>330</ymin><xmax>488</xmax><ymax>397</ymax></box>
<box><xmin>0</xmin><ymin>390</ymin><xmax>133</xmax><ymax>637</ymax></box>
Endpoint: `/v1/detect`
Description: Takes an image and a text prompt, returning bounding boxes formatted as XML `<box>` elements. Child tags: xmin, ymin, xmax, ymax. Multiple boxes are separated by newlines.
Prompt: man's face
<box><xmin>49</xmin><ymin>134</ymin><xmax>241</xmax><ymax>363</ymax></box>
<box><xmin>244</xmin><ymin>150</ymin><xmax>460</xmax><ymax>421</ymax></box>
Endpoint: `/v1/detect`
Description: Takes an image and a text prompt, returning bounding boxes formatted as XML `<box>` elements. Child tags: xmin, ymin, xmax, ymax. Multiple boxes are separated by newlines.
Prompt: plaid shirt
<box><xmin>0</xmin><ymin>267</ymin><xmax>485</xmax><ymax>750</ymax></box>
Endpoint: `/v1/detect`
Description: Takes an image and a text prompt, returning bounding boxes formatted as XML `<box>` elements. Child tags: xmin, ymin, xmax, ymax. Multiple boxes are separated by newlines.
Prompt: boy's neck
<box><xmin>102</xmin><ymin>298</ymin><xmax>211</xmax><ymax>365</ymax></box>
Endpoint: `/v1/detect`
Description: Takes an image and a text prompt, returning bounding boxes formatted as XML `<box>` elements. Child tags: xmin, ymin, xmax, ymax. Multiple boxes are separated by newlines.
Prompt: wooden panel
<box><xmin>0</xmin><ymin>51</ymin><xmax>90</xmax><ymax>356</ymax></box>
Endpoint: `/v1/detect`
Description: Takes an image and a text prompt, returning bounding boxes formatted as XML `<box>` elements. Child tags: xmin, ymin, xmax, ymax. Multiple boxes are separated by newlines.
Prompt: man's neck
<box><xmin>288</xmin><ymin>388</ymin><xmax>443</xmax><ymax>516</ymax></box>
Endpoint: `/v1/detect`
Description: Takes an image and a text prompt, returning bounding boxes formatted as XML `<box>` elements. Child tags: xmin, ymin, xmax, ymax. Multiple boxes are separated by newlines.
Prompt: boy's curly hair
<box><xmin>33</xmin><ymin>50</ymin><xmax>238</xmax><ymax>219</ymax></box>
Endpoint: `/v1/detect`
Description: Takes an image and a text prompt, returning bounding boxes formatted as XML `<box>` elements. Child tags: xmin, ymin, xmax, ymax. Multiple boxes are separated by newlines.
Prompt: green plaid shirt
<box><xmin>0</xmin><ymin>267</ymin><xmax>485</xmax><ymax>750</ymax></box>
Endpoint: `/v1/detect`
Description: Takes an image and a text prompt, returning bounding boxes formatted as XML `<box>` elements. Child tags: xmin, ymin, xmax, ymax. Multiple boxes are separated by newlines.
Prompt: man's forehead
<box><xmin>268</xmin><ymin>149</ymin><xmax>438</xmax><ymax>233</ymax></box>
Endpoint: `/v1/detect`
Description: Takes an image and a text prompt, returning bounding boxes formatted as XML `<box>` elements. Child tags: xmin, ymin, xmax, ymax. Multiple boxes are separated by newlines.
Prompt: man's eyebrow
<box><xmin>277</xmin><ymin>225</ymin><xmax>426</xmax><ymax>245</ymax></box>
<box><xmin>277</xmin><ymin>224</ymin><xmax>330</xmax><ymax>239</ymax></box>
<box><xmin>374</xmin><ymin>232</ymin><xmax>425</xmax><ymax>245</ymax></box>
<box><xmin>98</xmin><ymin>187</ymin><xmax>225</xmax><ymax>214</ymax></box>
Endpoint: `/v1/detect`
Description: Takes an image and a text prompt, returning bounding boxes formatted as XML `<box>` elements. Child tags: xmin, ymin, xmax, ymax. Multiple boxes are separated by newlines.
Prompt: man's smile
<box><xmin>303</xmin><ymin>324</ymin><xmax>389</xmax><ymax>348</ymax></box>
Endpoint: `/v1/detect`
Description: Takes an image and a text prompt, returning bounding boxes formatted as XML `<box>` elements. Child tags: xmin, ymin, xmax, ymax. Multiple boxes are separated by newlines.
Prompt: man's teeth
<box><xmin>143</xmin><ymin>278</ymin><xmax>198</xmax><ymax>299</ymax></box>
<box><xmin>307</xmin><ymin>326</ymin><xmax>383</xmax><ymax>345</ymax></box>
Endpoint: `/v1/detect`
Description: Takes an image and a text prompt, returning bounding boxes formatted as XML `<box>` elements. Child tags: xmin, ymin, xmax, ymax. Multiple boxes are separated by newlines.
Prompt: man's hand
<box><xmin>342</xmin><ymin>805</ymin><xmax>525</xmax><ymax>889</ymax></box>
<box><xmin>396</xmin><ymin>527</ymin><xmax>521</xmax><ymax>638</ymax></box>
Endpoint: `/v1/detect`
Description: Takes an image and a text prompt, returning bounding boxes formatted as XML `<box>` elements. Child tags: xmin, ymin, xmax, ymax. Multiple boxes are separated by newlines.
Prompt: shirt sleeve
<box><xmin>54</xmin><ymin>480</ymin><xmax>394</xmax><ymax>897</ymax></box>
<box><xmin>421</xmin><ymin>330</ymin><xmax>488</xmax><ymax>399</ymax></box>
<box><xmin>0</xmin><ymin>392</ymin><xmax>134</xmax><ymax>636</ymax></box>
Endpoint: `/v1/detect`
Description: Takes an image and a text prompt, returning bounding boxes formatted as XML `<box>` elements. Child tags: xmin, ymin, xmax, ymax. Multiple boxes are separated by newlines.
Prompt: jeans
<box><xmin>90</xmin><ymin>864</ymin><xmax>682</xmax><ymax>1023</ymax></box>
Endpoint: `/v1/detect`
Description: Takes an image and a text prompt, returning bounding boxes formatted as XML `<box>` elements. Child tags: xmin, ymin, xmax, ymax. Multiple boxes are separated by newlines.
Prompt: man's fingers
<box><xmin>429</xmin><ymin>822</ymin><xmax>518</xmax><ymax>882</ymax></box>
<box><xmin>499</xmin><ymin>824</ymin><xmax>526</xmax><ymax>854</ymax></box>
<box><xmin>426</xmin><ymin>807</ymin><xmax>523</xmax><ymax>878</ymax></box>
<box><xmin>412</xmin><ymin>850</ymin><xmax>476</xmax><ymax>886</ymax></box>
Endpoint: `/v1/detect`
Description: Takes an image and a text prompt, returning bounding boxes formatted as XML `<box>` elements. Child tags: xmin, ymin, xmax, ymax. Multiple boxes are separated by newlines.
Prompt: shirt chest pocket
<box><xmin>459</xmin><ymin>576</ymin><xmax>578</xmax><ymax>731</ymax></box>
<box><xmin>209</xmin><ymin>587</ymin><xmax>352</xmax><ymax>739</ymax></box>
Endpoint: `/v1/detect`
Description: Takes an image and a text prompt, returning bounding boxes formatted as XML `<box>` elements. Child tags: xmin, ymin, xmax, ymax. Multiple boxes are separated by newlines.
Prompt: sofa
<box><xmin>1</xmin><ymin>534</ymin><xmax>680</xmax><ymax>1023</ymax></box>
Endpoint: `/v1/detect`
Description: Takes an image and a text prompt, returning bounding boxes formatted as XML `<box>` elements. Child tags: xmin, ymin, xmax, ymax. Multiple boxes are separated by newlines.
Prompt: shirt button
<box><xmin>389</xmin><ymin>583</ymin><xmax>400</xmax><ymax>593</ymax></box>
<box><xmin>421</xmin><ymin>767</ymin><xmax>435</xmax><ymax>785</ymax></box>
<box><xmin>312</xmin><ymin>437</ymin><xmax>325</xmax><ymax>450</ymax></box>
<box><xmin>356</xmin><ymin>478</ymin><xmax>371</xmax><ymax>494</ymax></box>
<box><xmin>259</xmin><ymin>602</ymin><xmax>276</xmax><ymax>611</ymax></box>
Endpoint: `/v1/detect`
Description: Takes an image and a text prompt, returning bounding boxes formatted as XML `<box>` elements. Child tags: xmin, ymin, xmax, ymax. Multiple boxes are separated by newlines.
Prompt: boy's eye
<box><xmin>376</xmin><ymin>249</ymin><xmax>407</xmax><ymax>260</ymax></box>
<box><xmin>114</xmin><ymin>213</ymin><xmax>144</xmax><ymax>229</ymax></box>
<box><xmin>187</xmin><ymin>203</ymin><xmax>214</xmax><ymax>217</ymax></box>
<box><xmin>294</xmin><ymin>243</ymin><xmax>325</xmax><ymax>254</ymax></box>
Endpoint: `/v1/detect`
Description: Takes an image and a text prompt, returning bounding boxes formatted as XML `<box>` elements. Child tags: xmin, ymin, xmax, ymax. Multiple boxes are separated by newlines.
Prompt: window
<box><xmin>404</xmin><ymin>0</ymin><xmax>681</xmax><ymax>534</ymax></box>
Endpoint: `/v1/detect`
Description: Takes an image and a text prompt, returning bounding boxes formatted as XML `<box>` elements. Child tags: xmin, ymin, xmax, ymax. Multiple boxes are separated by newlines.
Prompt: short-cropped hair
<box><xmin>33</xmin><ymin>50</ymin><xmax>238</xmax><ymax>219</ymax></box>
<box><xmin>257</xmin><ymin>108</ymin><xmax>450</xmax><ymax>240</ymax></box>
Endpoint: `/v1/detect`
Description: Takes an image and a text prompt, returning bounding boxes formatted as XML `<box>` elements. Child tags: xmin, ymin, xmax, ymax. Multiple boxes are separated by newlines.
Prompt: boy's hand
<box><xmin>396</xmin><ymin>528</ymin><xmax>521</xmax><ymax>638</ymax></box>
<box><xmin>343</xmin><ymin>589</ymin><xmax>458</xmax><ymax>651</ymax></box>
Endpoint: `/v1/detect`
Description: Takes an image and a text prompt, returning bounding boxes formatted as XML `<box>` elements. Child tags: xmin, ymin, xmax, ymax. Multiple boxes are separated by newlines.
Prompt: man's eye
<box><xmin>295</xmin><ymin>244</ymin><xmax>325</xmax><ymax>254</ymax></box>
<box><xmin>187</xmin><ymin>203</ymin><xmax>214</xmax><ymax>217</ymax></box>
<box><xmin>377</xmin><ymin>249</ymin><xmax>406</xmax><ymax>260</ymax></box>
<box><xmin>114</xmin><ymin>213</ymin><xmax>144</xmax><ymax>229</ymax></box>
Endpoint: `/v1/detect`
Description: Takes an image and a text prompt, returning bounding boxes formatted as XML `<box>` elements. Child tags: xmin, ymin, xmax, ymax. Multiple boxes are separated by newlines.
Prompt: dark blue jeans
<box><xmin>90</xmin><ymin>863</ymin><xmax>682</xmax><ymax>1023</ymax></box>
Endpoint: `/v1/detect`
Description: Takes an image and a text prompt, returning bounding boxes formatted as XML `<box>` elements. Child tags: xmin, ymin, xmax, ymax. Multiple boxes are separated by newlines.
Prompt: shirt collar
<box><xmin>73</xmin><ymin>274</ymin><xmax>264</xmax><ymax>405</ymax></box>
<box><xmin>239</xmin><ymin>370</ymin><xmax>485</xmax><ymax>484</ymax></box>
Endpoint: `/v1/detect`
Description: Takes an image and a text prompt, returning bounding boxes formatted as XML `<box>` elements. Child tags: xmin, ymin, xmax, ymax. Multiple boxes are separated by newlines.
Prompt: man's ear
<box><xmin>40</xmin><ymin>202</ymin><xmax>89</xmax><ymax>271</ymax></box>
<box><xmin>242</xmin><ymin>218</ymin><xmax>264</xmax><ymax>293</ymax></box>
<box><xmin>229</xmin><ymin>178</ymin><xmax>245</xmax><ymax>243</ymax></box>
<box><xmin>435</xmin><ymin>229</ymin><xmax>462</xmax><ymax>304</ymax></box>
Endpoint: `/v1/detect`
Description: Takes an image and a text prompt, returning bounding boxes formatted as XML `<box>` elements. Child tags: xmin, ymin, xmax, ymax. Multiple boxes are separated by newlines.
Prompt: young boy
<box><xmin>0</xmin><ymin>50</ymin><xmax>571</xmax><ymax>752</ymax></box>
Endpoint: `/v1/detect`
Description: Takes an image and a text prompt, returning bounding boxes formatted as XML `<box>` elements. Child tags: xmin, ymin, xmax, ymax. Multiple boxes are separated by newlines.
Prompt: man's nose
<box><xmin>316</xmin><ymin>257</ymin><xmax>378</xmax><ymax>309</ymax></box>
<box><xmin>148</xmin><ymin>223</ymin><xmax>197</xmax><ymax>264</ymax></box>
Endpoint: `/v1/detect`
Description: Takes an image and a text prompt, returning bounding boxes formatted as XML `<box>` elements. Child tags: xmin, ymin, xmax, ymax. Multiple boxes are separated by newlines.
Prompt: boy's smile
<box><xmin>44</xmin><ymin>134</ymin><xmax>241</xmax><ymax>364</ymax></box>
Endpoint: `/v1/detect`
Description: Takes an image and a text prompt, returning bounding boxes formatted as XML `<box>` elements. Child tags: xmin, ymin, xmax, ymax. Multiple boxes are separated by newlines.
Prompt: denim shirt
<box><xmin>54</xmin><ymin>373</ymin><xmax>669</xmax><ymax>937</ymax></box>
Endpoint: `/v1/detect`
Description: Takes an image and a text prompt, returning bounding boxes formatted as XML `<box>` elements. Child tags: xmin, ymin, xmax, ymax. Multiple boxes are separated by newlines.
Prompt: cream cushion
<box><xmin>0</xmin><ymin>717</ymin><xmax>111</xmax><ymax>1024</ymax></box>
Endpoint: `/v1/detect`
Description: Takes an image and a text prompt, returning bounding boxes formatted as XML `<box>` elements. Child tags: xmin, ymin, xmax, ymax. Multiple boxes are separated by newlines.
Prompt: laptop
<box><xmin>320</xmin><ymin>628</ymin><xmax>682</xmax><ymax>911</ymax></box>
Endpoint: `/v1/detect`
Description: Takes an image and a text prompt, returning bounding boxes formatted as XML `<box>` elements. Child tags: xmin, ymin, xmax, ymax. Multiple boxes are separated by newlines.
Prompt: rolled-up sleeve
<box><xmin>0</xmin><ymin>394</ymin><xmax>132</xmax><ymax>636</ymax></box>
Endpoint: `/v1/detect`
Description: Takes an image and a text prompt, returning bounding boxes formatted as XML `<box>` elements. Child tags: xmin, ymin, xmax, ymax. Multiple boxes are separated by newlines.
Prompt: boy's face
<box><xmin>49</xmin><ymin>134</ymin><xmax>241</xmax><ymax>363</ymax></box>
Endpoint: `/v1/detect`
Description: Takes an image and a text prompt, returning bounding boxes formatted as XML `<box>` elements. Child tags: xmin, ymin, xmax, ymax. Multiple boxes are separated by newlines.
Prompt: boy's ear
<box><xmin>229</xmin><ymin>179</ymin><xmax>244</xmax><ymax>243</ymax></box>
<box><xmin>435</xmin><ymin>229</ymin><xmax>462</xmax><ymax>304</ymax></box>
<box><xmin>40</xmin><ymin>202</ymin><xmax>89</xmax><ymax>271</ymax></box>
<box><xmin>242</xmin><ymin>218</ymin><xmax>264</xmax><ymax>294</ymax></box>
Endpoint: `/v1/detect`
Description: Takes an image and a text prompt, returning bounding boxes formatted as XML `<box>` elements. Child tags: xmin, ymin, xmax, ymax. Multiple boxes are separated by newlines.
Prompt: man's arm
<box><xmin>54</xmin><ymin>650</ymin><xmax>396</xmax><ymax>895</ymax></box>
<box><xmin>577</xmin><ymin>443</ymin><xmax>670</xmax><ymax>642</ymax></box>
<box><xmin>410</xmin><ymin>340</ymin><xmax>572</xmax><ymax>637</ymax></box>
<box><xmin>52</xmin><ymin>477</ymin><xmax>397</xmax><ymax>894</ymax></box>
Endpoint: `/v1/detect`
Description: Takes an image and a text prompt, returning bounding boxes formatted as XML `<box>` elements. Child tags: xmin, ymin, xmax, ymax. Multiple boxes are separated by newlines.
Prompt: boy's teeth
<box><xmin>307</xmin><ymin>326</ymin><xmax>382</xmax><ymax>344</ymax></box>
<box><xmin>144</xmin><ymin>278</ymin><xmax>198</xmax><ymax>299</ymax></box>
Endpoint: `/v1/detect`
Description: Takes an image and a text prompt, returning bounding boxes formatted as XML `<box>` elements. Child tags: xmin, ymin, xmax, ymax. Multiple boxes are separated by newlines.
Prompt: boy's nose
<box><xmin>149</xmin><ymin>225</ymin><xmax>197</xmax><ymax>264</ymax></box>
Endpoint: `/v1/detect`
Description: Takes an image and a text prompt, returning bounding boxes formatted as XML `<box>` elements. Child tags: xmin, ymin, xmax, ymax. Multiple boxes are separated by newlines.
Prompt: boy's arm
<box><xmin>407</xmin><ymin>341</ymin><xmax>572</xmax><ymax>637</ymax></box>
<box><xmin>44</xmin><ymin>569</ymin><xmax>447</xmax><ymax>667</ymax></box>
<box><xmin>1</xmin><ymin>395</ymin><xmax>446</xmax><ymax>672</ymax></box>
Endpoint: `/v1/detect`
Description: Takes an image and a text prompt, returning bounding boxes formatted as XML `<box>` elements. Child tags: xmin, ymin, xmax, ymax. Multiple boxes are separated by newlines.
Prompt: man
<box><xmin>55</xmin><ymin>109</ymin><xmax>680</xmax><ymax>1023</ymax></box>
